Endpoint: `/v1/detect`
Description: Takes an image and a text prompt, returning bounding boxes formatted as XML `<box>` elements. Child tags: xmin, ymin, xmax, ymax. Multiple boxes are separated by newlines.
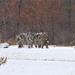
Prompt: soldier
<box><xmin>21</xmin><ymin>33</ymin><xmax>27</xmax><ymax>45</ymax></box>
<box><xmin>73</xmin><ymin>33</ymin><xmax>75</xmax><ymax>48</ymax></box>
<box><xmin>16</xmin><ymin>35</ymin><xmax>23</xmax><ymax>48</ymax></box>
<box><xmin>26</xmin><ymin>32</ymin><xmax>34</xmax><ymax>48</ymax></box>
<box><xmin>42</xmin><ymin>32</ymin><xmax>49</xmax><ymax>48</ymax></box>
<box><xmin>0</xmin><ymin>33</ymin><xmax>2</xmax><ymax>43</ymax></box>
<box><xmin>19</xmin><ymin>33</ymin><xmax>25</xmax><ymax>45</ymax></box>
<box><xmin>33</xmin><ymin>33</ymin><xmax>39</xmax><ymax>48</ymax></box>
<box><xmin>38</xmin><ymin>31</ymin><xmax>49</xmax><ymax>48</ymax></box>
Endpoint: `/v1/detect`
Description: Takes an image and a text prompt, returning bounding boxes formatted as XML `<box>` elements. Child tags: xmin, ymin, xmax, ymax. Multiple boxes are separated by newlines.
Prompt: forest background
<box><xmin>0</xmin><ymin>0</ymin><xmax>75</xmax><ymax>45</ymax></box>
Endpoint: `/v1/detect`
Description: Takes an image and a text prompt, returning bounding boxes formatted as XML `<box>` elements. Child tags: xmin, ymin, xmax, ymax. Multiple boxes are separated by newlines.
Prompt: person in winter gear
<box><xmin>0</xmin><ymin>33</ymin><xmax>2</xmax><ymax>43</ymax></box>
<box><xmin>38</xmin><ymin>32</ymin><xmax>49</xmax><ymax>48</ymax></box>
<box><xmin>16</xmin><ymin>35</ymin><xmax>24</xmax><ymax>48</ymax></box>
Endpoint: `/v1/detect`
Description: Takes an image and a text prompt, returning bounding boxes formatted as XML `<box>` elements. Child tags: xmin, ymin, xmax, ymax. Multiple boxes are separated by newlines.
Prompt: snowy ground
<box><xmin>0</xmin><ymin>44</ymin><xmax>75</xmax><ymax>75</ymax></box>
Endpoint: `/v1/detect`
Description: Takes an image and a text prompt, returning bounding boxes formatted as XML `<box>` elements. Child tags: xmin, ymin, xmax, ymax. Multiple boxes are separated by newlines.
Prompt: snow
<box><xmin>0</xmin><ymin>60</ymin><xmax>75</xmax><ymax>75</ymax></box>
<box><xmin>0</xmin><ymin>43</ymin><xmax>9</xmax><ymax>48</ymax></box>
<box><xmin>0</xmin><ymin>44</ymin><xmax>75</xmax><ymax>75</ymax></box>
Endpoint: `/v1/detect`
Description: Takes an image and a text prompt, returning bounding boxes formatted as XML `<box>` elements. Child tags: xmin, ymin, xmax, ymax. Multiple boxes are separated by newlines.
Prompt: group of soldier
<box><xmin>0</xmin><ymin>32</ymin><xmax>75</xmax><ymax>48</ymax></box>
<box><xmin>16</xmin><ymin>31</ymin><xmax>49</xmax><ymax>48</ymax></box>
<box><xmin>15</xmin><ymin>32</ymin><xmax>75</xmax><ymax>48</ymax></box>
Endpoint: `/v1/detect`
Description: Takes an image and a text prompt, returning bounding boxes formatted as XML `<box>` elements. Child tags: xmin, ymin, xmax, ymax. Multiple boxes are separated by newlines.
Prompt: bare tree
<box><xmin>0</xmin><ymin>8</ymin><xmax>7</xmax><ymax>41</ymax></box>
<box><xmin>66</xmin><ymin>0</ymin><xmax>72</xmax><ymax>43</ymax></box>
<box><xmin>17</xmin><ymin>0</ymin><xmax>22</xmax><ymax>33</ymax></box>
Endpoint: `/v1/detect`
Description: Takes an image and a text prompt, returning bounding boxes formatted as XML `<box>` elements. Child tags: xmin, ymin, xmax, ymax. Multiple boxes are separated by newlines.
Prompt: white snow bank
<box><xmin>0</xmin><ymin>43</ymin><xmax>9</xmax><ymax>48</ymax></box>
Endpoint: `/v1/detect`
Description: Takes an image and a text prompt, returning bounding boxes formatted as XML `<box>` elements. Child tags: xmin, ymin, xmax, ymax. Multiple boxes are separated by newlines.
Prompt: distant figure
<box><xmin>73</xmin><ymin>33</ymin><xmax>75</xmax><ymax>48</ymax></box>
<box><xmin>38</xmin><ymin>31</ymin><xmax>49</xmax><ymax>48</ymax></box>
<box><xmin>16</xmin><ymin>35</ymin><xmax>24</xmax><ymax>48</ymax></box>
<box><xmin>0</xmin><ymin>57</ymin><xmax>7</xmax><ymax>65</ymax></box>
<box><xmin>26</xmin><ymin>32</ymin><xmax>34</xmax><ymax>48</ymax></box>
<box><xmin>73</xmin><ymin>33</ymin><xmax>75</xmax><ymax>39</ymax></box>
<box><xmin>33</xmin><ymin>33</ymin><xmax>39</xmax><ymax>48</ymax></box>
<box><xmin>0</xmin><ymin>33</ymin><xmax>2</xmax><ymax>43</ymax></box>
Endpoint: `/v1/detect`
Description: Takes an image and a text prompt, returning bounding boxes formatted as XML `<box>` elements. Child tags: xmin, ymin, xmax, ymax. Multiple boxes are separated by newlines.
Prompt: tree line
<box><xmin>0</xmin><ymin>0</ymin><xmax>75</xmax><ymax>45</ymax></box>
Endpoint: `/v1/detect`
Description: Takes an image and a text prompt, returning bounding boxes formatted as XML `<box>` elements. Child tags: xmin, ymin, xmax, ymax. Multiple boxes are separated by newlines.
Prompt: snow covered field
<box><xmin>0</xmin><ymin>44</ymin><xmax>75</xmax><ymax>75</ymax></box>
<box><xmin>1</xmin><ymin>60</ymin><xmax>75</xmax><ymax>75</ymax></box>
